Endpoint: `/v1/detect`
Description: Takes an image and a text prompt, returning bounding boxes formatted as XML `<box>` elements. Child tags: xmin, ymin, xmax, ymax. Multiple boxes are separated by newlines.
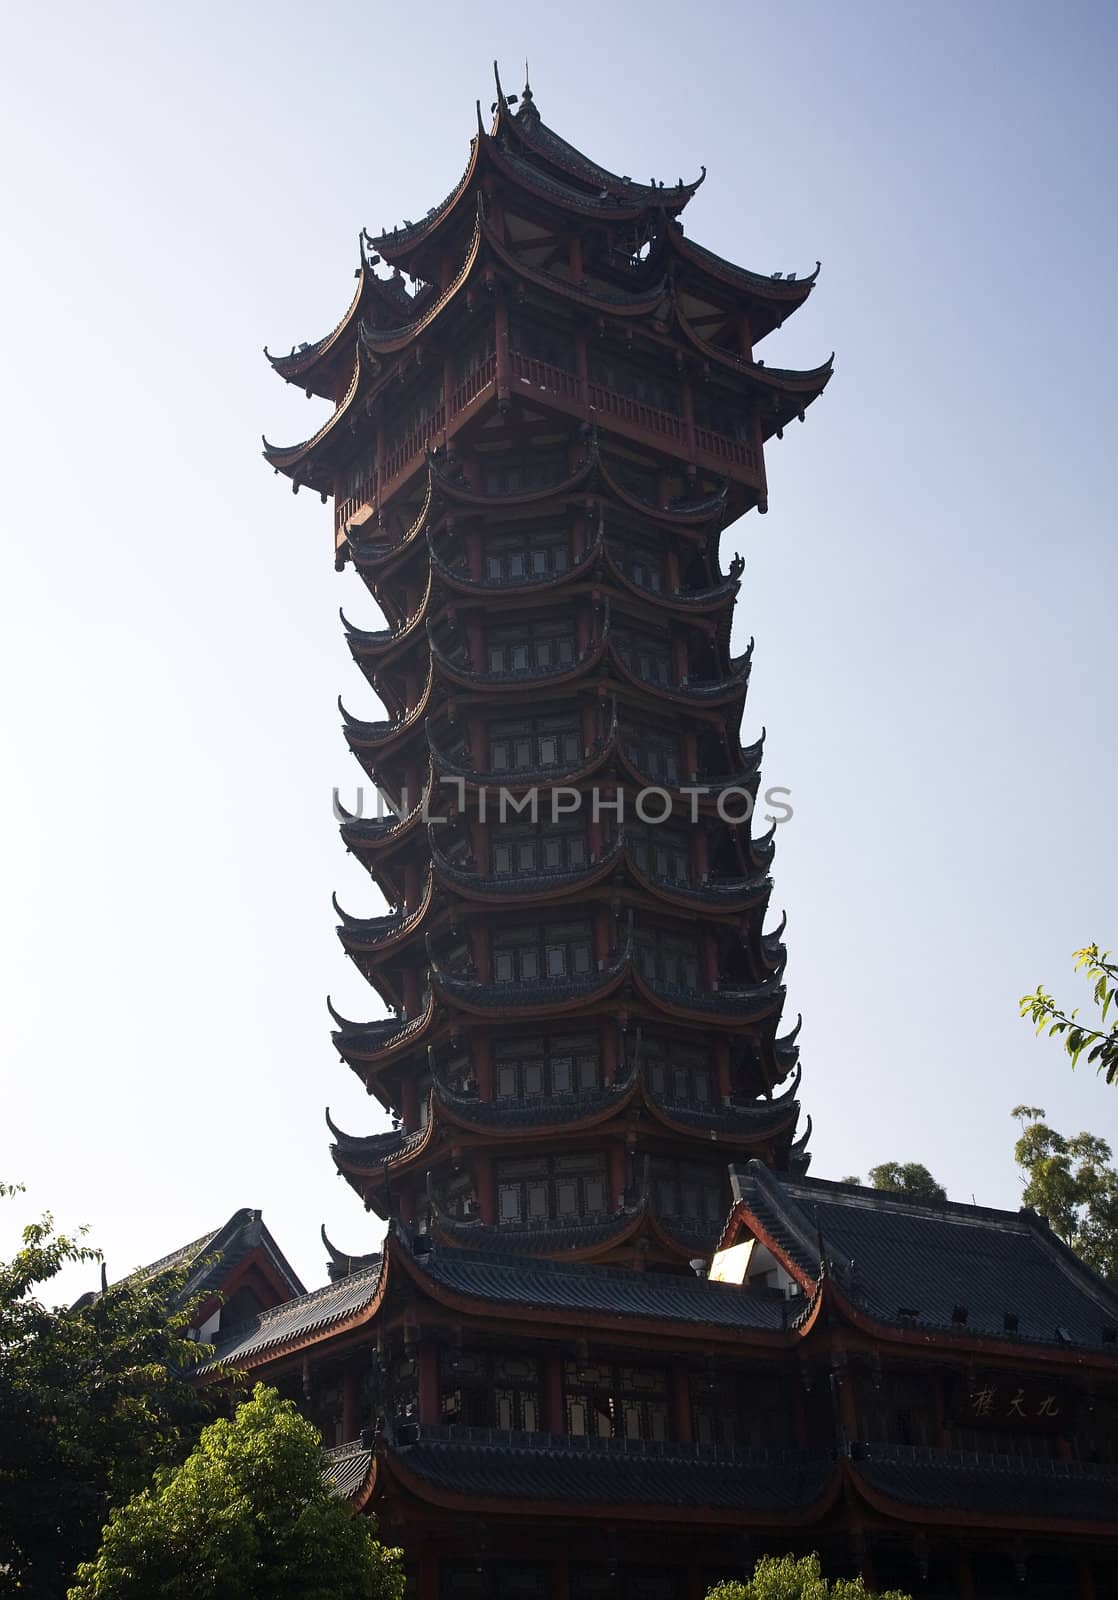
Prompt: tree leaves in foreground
<box><xmin>0</xmin><ymin>1183</ymin><xmax>216</xmax><ymax>1599</ymax></box>
<box><xmin>1020</xmin><ymin>943</ymin><xmax>1118</xmax><ymax>1085</ymax></box>
<box><xmin>839</xmin><ymin>1163</ymin><xmax>946</xmax><ymax>1202</ymax></box>
<box><xmin>1011</xmin><ymin>1107</ymin><xmax>1118</xmax><ymax>1282</ymax></box>
<box><xmin>69</xmin><ymin>1384</ymin><xmax>404</xmax><ymax>1600</ymax></box>
<box><xmin>707</xmin><ymin>1551</ymin><xmax>911</xmax><ymax>1599</ymax></box>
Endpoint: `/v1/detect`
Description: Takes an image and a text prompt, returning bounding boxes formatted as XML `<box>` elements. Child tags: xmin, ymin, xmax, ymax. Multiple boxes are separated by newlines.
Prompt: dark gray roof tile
<box><xmin>390</xmin><ymin>1423</ymin><xmax>833</xmax><ymax>1509</ymax></box>
<box><xmin>731</xmin><ymin>1163</ymin><xmax>1118</xmax><ymax>1350</ymax></box>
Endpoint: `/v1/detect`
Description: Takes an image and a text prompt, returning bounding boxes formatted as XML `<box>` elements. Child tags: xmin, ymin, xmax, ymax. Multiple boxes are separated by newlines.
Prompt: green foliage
<box><xmin>69</xmin><ymin>1384</ymin><xmax>404</xmax><ymax>1600</ymax></box>
<box><xmin>0</xmin><ymin>1184</ymin><xmax>217</xmax><ymax>1598</ymax></box>
<box><xmin>866</xmin><ymin>1162</ymin><xmax>946</xmax><ymax>1202</ymax></box>
<box><xmin>1020</xmin><ymin>943</ymin><xmax>1118</xmax><ymax>1085</ymax></box>
<box><xmin>839</xmin><ymin>1165</ymin><xmax>946</xmax><ymax>1202</ymax></box>
<box><xmin>706</xmin><ymin>1551</ymin><xmax>911</xmax><ymax>1599</ymax></box>
<box><xmin>1011</xmin><ymin>1107</ymin><xmax>1118</xmax><ymax>1281</ymax></box>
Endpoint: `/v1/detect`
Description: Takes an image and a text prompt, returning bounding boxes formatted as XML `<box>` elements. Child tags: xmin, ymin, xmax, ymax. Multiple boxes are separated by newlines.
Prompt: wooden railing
<box><xmin>694</xmin><ymin>425</ymin><xmax>755</xmax><ymax>468</ymax></box>
<box><xmin>510</xmin><ymin>351</ymin><xmax>582</xmax><ymax>403</ymax></box>
<box><xmin>587</xmin><ymin>382</ymin><xmax>684</xmax><ymax>444</ymax></box>
<box><xmin>335</xmin><ymin>348</ymin><xmax>756</xmax><ymax>535</ymax></box>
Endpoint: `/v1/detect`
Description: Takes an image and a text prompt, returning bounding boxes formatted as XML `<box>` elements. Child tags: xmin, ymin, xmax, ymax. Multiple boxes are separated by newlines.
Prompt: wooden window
<box><xmin>493</xmin><ymin>1035</ymin><xmax>599</xmax><ymax>1101</ymax></box>
<box><xmin>495</xmin><ymin>1150</ymin><xmax>608</xmax><ymax>1224</ymax></box>
<box><xmin>563</xmin><ymin>1361</ymin><xmax>669</xmax><ymax>1443</ymax></box>
<box><xmin>490</xmin><ymin>714</ymin><xmax>581</xmax><ymax>774</ymax></box>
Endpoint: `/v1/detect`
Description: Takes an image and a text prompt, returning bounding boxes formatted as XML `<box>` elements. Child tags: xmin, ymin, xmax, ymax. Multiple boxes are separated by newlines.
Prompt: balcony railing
<box><xmin>336</xmin><ymin>349</ymin><xmax>758</xmax><ymax>535</ymax></box>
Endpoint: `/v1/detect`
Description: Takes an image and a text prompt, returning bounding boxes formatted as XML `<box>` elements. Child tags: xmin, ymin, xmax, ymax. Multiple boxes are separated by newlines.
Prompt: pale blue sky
<box><xmin>1</xmin><ymin>0</ymin><xmax>1115</xmax><ymax>1294</ymax></box>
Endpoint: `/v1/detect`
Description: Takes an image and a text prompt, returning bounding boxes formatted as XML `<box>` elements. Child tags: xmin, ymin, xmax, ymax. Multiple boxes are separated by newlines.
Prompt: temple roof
<box><xmin>729</xmin><ymin>1162</ymin><xmax>1118</xmax><ymax>1352</ymax></box>
<box><xmin>322</xmin><ymin>1439</ymin><xmax>376</xmax><ymax>1502</ymax></box>
<box><xmin>850</xmin><ymin>1448</ymin><xmax>1118</xmax><ymax>1529</ymax></box>
<box><xmin>417</xmin><ymin>1244</ymin><xmax>785</xmax><ymax>1329</ymax></box>
<box><xmin>382</xmin><ymin>1422</ymin><xmax>835</xmax><ymax>1518</ymax></box>
<box><xmin>203</xmin><ymin>1261</ymin><xmax>384</xmax><ymax>1369</ymax></box>
<box><xmin>74</xmin><ymin>1206</ymin><xmax>305</xmax><ymax>1311</ymax></box>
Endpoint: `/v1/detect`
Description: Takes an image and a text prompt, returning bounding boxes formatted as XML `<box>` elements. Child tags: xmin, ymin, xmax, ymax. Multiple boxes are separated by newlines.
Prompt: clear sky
<box><xmin>1</xmin><ymin>0</ymin><xmax>1115</xmax><ymax>1297</ymax></box>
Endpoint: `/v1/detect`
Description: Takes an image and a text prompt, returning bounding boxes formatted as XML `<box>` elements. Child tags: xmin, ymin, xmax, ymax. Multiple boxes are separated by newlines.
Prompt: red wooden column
<box><xmin>609</xmin><ymin>1144</ymin><xmax>627</xmax><ymax>1211</ymax></box>
<box><xmin>599</xmin><ymin>1020</ymin><xmax>618</xmax><ymax>1084</ymax></box>
<box><xmin>594</xmin><ymin>908</ymin><xmax>612</xmax><ymax>969</ymax></box>
<box><xmin>417</xmin><ymin>1544</ymin><xmax>439</xmax><ymax>1600</ymax></box>
<box><xmin>681</xmin><ymin>380</ymin><xmax>696</xmax><ymax>463</ymax></box>
<box><xmin>476</xmin><ymin>1154</ymin><xmax>496</xmax><ymax>1226</ymax></box>
<box><xmin>495</xmin><ymin>301</ymin><xmax>511</xmax><ymax>404</ymax></box>
<box><xmin>703</xmin><ymin>931</ymin><xmax>720</xmax><ymax>989</ymax></box>
<box><xmin>691</xmin><ymin>825</ymin><xmax>709</xmax><ymax>881</ymax></box>
<box><xmin>715</xmin><ymin>1041</ymin><xmax>733</xmax><ymax>1104</ymax></box>
<box><xmin>670</xmin><ymin>1367</ymin><xmax>693</xmax><ymax>1443</ymax></box>
<box><xmin>1079</xmin><ymin>1556</ymin><xmax>1097</xmax><ymax>1600</ymax></box>
<box><xmin>956</xmin><ymin>1554</ymin><xmax>976</xmax><ymax>1600</ymax></box>
<box><xmin>474</xmin><ymin>1035</ymin><xmax>494</xmax><ymax>1101</ymax></box>
<box><xmin>400</xmin><ymin>1073</ymin><xmax>419</xmax><ymax>1131</ymax></box>
<box><xmin>543</xmin><ymin>1351</ymin><xmax>565</xmax><ymax>1434</ymax></box>
<box><xmin>341</xmin><ymin>1368</ymin><xmax>358</xmax><ymax>1442</ymax></box>
<box><xmin>464</xmin><ymin>526</ymin><xmax>483</xmax><ymax>581</ymax></box>
<box><xmin>443</xmin><ymin>352</ymin><xmax>455</xmax><ymax>431</ymax></box>
<box><xmin>575</xmin><ymin>329</ymin><xmax>589</xmax><ymax>413</ymax></box>
<box><xmin>417</xmin><ymin>1341</ymin><xmax>439</xmax><ymax>1424</ymax></box>
<box><xmin>471</xmin><ymin>923</ymin><xmax>492</xmax><ymax>984</ymax></box>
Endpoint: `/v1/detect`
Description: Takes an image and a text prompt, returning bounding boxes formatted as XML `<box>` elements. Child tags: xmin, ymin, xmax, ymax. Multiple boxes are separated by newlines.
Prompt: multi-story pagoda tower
<box><xmin>265</xmin><ymin>71</ymin><xmax>829</xmax><ymax>1272</ymax></box>
<box><xmin>224</xmin><ymin>73</ymin><xmax>1118</xmax><ymax>1598</ymax></box>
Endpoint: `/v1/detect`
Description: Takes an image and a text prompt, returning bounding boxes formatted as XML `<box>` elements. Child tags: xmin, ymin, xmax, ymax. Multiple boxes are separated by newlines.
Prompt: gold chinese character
<box><xmin>970</xmin><ymin>1386</ymin><xmax>996</xmax><ymax>1416</ymax></box>
<box><xmin>1006</xmin><ymin>1388</ymin><xmax>1026</xmax><ymax>1418</ymax></box>
<box><xmin>1036</xmin><ymin>1395</ymin><xmax>1060</xmax><ymax>1418</ymax></box>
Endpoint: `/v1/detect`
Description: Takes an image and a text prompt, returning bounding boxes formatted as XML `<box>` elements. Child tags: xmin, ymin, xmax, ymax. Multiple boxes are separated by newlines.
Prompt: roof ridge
<box><xmin>776</xmin><ymin>1173</ymin><xmax>1035</xmax><ymax>1229</ymax></box>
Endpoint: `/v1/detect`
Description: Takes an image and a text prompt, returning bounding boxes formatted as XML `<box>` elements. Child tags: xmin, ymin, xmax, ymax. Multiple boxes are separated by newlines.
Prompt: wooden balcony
<box><xmin>335</xmin><ymin>350</ymin><xmax>762</xmax><ymax>540</ymax></box>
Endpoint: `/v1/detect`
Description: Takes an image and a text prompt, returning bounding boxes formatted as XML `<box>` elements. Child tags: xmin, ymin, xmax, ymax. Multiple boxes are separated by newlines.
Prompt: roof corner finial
<box><xmin>522</xmin><ymin>60</ymin><xmax>533</xmax><ymax>103</ymax></box>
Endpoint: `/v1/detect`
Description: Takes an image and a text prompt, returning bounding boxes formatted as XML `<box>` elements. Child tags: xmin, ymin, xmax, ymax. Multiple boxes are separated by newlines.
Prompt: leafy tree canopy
<box><xmin>1020</xmin><ymin>943</ymin><xmax>1118</xmax><ymax>1085</ymax></box>
<box><xmin>706</xmin><ymin>1551</ymin><xmax>911</xmax><ymax>1599</ymax></box>
<box><xmin>0</xmin><ymin>1183</ymin><xmax>217</xmax><ymax>1599</ymax></box>
<box><xmin>69</xmin><ymin>1383</ymin><xmax>404</xmax><ymax>1600</ymax></box>
<box><xmin>839</xmin><ymin>1163</ymin><xmax>946</xmax><ymax>1203</ymax></box>
<box><xmin>1011</xmin><ymin>1107</ymin><xmax>1118</xmax><ymax>1282</ymax></box>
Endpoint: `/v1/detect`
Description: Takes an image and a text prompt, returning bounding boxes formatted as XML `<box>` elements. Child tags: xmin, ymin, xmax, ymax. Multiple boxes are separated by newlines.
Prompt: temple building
<box><xmin>219</xmin><ymin>70</ymin><xmax>1118</xmax><ymax>1597</ymax></box>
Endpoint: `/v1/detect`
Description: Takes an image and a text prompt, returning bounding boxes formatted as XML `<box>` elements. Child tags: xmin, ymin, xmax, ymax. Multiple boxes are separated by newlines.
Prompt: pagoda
<box><xmin>262</xmin><ymin>69</ymin><xmax>826</xmax><ymax>1283</ymax></box>
<box><xmin>212</xmin><ymin>72</ymin><xmax>1118</xmax><ymax>1597</ymax></box>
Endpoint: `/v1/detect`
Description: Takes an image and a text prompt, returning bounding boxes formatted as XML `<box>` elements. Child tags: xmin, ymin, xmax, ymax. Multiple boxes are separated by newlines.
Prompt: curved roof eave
<box><xmin>492</xmin><ymin>72</ymin><xmax>704</xmax><ymax>212</ymax></box>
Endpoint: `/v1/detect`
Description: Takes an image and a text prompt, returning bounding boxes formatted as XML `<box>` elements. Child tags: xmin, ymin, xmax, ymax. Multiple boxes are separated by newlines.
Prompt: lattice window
<box><xmin>496</xmin><ymin>1151</ymin><xmax>608</xmax><ymax>1226</ymax></box>
<box><xmin>489</xmin><ymin>714</ymin><xmax>582</xmax><ymax>773</ymax></box>
<box><xmin>492</xmin><ymin>922</ymin><xmax>594</xmax><ymax>985</ymax></box>
<box><xmin>494</xmin><ymin>1034</ymin><xmax>599</xmax><ymax>1100</ymax></box>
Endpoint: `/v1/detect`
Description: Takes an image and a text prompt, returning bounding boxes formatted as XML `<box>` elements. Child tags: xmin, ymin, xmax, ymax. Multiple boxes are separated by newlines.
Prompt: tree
<box><xmin>1011</xmin><ymin>1107</ymin><xmax>1118</xmax><ymax>1282</ymax></box>
<box><xmin>839</xmin><ymin>1164</ymin><xmax>946</xmax><ymax>1202</ymax></box>
<box><xmin>69</xmin><ymin>1384</ymin><xmax>404</xmax><ymax>1600</ymax></box>
<box><xmin>706</xmin><ymin>1551</ymin><xmax>911</xmax><ymax>1599</ymax></box>
<box><xmin>1020</xmin><ymin>943</ymin><xmax>1118</xmax><ymax>1085</ymax></box>
<box><xmin>0</xmin><ymin>1183</ymin><xmax>217</xmax><ymax>1598</ymax></box>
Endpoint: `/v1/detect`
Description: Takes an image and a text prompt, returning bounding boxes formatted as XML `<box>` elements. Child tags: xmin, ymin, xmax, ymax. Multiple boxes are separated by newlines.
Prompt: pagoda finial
<box><xmin>522</xmin><ymin>60</ymin><xmax>533</xmax><ymax>103</ymax></box>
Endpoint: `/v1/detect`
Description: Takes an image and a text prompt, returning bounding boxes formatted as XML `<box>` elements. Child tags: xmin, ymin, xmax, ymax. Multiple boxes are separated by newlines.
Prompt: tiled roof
<box><xmin>432</xmin><ymin>1210</ymin><xmax>638</xmax><ymax>1257</ymax></box>
<box><xmin>203</xmin><ymin>1262</ymin><xmax>383</xmax><ymax>1369</ymax></box>
<box><xmin>74</xmin><ymin>1208</ymin><xmax>305</xmax><ymax>1310</ymax></box>
<box><xmin>435</xmin><ymin>1081</ymin><xmax>630</xmax><ymax>1129</ymax></box>
<box><xmin>322</xmin><ymin>1441</ymin><xmax>374</xmax><ymax>1498</ymax></box>
<box><xmin>388</xmin><ymin>1422</ymin><xmax>833</xmax><ymax>1511</ymax></box>
<box><xmin>854</xmin><ymin>1446</ymin><xmax>1118</xmax><ymax>1524</ymax></box>
<box><xmin>418</xmin><ymin>1246</ymin><xmax>789</xmax><ymax>1331</ymax></box>
<box><xmin>731</xmin><ymin>1162</ymin><xmax>1118</xmax><ymax>1350</ymax></box>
